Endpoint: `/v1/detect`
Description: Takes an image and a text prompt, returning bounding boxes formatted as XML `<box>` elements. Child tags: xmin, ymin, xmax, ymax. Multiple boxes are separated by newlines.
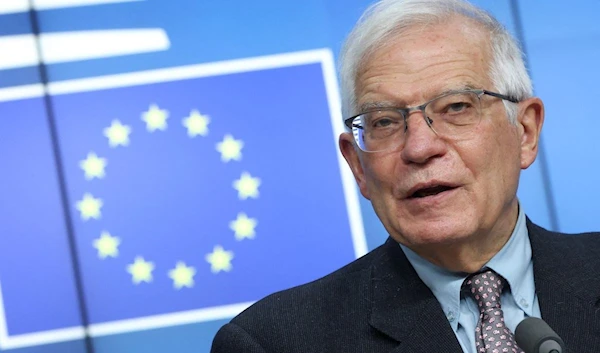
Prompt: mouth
<box><xmin>407</xmin><ymin>184</ymin><xmax>458</xmax><ymax>199</ymax></box>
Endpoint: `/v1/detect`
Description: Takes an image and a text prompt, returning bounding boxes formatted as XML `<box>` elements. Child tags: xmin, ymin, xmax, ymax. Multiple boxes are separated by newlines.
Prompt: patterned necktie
<box><xmin>463</xmin><ymin>270</ymin><xmax>524</xmax><ymax>353</ymax></box>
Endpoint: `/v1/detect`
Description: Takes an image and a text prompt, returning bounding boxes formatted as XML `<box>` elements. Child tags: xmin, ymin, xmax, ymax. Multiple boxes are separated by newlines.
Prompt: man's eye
<box><xmin>373</xmin><ymin>118</ymin><xmax>396</xmax><ymax>128</ymax></box>
<box><xmin>446</xmin><ymin>102</ymin><xmax>471</xmax><ymax>113</ymax></box>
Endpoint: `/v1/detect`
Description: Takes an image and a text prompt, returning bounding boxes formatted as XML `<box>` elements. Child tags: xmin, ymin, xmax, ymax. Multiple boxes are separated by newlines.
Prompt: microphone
<box><xmin>515</xmin><ymin>317</ymin><xmax>566</xmax><ymax>353</ymax></box>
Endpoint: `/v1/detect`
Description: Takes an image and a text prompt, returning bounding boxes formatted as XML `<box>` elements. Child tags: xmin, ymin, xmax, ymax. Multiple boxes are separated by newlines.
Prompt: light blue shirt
<box><xmin>400</xmin><ymin>206</ymin><xmax>541</xmax><ymax>353</ymax></box>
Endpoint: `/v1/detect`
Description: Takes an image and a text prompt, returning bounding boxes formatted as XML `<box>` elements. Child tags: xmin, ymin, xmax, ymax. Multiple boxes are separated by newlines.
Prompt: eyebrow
<box><xmin>358</xmin><ymin>101</ymin><xmax>400</xmax><ymax>112</ymax></box>
<box><xmin>357</xmin><ymin>83</ymin><xmax>481</xmax><ymax>114</ymax></box>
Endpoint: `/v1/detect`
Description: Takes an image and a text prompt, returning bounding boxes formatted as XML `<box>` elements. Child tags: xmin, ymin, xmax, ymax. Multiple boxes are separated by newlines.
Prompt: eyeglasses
<box><xmin>344</xmin><ymin>89</ymin><xmax>518</xmax><ymax>152</ymax></box>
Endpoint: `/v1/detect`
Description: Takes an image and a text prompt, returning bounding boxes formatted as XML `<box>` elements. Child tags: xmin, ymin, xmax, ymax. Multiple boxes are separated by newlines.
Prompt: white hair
<box><xmin>339</xmin><ymin>0</ymin><xmax>533</xmax><ymax>124</ymax></box>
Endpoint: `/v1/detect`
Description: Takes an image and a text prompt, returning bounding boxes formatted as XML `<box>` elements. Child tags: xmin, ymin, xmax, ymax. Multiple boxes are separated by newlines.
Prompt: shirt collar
<box><xmin>399</xmin><ymin>204</ymin><xmax>533</xmax><ymax>330</ymax></box>
<box><xmin>485</xmin><ymin>206</ymin><xmax>535</xmax><ymax>316</ymax></box>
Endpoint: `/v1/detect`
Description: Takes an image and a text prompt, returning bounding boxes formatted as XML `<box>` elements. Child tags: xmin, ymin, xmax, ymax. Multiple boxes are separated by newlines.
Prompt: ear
<box><xmin>517</xmin><ymin>97</ymin><xmax>544</xmax><ymax>169</ymax></box>
<box><xmin>339</xmin><ymin>132</ymin><xmax>370</xmax><ymax>199</ymax></box>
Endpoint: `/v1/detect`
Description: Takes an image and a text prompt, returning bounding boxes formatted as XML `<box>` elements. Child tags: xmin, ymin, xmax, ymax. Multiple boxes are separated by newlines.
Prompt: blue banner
<box><xmin>0</xmin><ymin>53</ymin><xmax>365</xmax><ymax>343</ymax></box>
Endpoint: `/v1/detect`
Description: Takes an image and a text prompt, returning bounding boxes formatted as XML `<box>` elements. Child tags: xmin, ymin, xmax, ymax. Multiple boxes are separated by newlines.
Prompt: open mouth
<box><xmin>409</xmin><ymin>185</ymin><xmax>456</xmax><ymax>199</ymax></box>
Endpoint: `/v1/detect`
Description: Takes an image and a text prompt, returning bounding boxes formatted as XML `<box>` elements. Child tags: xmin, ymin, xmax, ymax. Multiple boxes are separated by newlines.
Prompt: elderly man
<box><xmin>211</xmin><ymin>0</ymin><xmax>600</xmax><ymax>352</ymax></box>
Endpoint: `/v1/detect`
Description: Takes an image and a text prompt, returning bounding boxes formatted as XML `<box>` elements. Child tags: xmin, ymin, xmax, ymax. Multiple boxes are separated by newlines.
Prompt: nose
<box><xmin>400</xmin><ymin>112</ymin><xmax>448</xmax><ymax>164</ymax></box>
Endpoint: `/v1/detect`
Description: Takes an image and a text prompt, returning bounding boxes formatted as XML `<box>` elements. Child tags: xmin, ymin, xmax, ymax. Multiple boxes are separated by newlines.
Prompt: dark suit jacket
<box><xmin>211</xmin><ymin>221</ymin><xmax>600</xmax><ymax>352</ymax></box>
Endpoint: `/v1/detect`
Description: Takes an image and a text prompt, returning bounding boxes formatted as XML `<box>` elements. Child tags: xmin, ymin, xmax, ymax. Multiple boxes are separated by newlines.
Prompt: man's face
<box><xmin>340</xmin><ymin>19</ymin><xmax>542</xmax><ymax>250</ymax></box>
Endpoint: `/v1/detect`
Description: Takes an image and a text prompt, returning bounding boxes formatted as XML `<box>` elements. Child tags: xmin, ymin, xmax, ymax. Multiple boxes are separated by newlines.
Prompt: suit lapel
<box><xmin>364</xmin><ymin>222</ymin><xmax>600</xmax><ymax>352</ymax></box>
<box><xmin>368</xmin><ymin>238</ymin><xmax>463</xmax><ymax>353</ymax></box>
<box><xmin>527</xmin><ymin>221</ymin><xmax>600</xmax><ymax>350</ymax></box>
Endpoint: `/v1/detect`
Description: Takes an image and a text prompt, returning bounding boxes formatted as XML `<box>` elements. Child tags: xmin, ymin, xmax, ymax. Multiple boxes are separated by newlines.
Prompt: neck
<box><xmin>411</xmin><ymin>200</ymin><xmax>520</xmax><ymax>273</ymax></box>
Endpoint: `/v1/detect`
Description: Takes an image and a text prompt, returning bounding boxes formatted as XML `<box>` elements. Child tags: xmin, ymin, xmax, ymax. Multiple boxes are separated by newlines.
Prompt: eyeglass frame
<box><xmin>343</xmin><ymin>89</ymin><xmax>519</xmax><ymax>137</ymax></box>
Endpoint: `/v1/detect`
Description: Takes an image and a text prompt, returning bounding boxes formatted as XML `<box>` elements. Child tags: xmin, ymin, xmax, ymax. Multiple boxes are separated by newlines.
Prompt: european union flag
<box><xmin>0</xmin><ymin>49</ymin><xmax>366</xmax><ymax>347</ymax></box>
<box><xmin>0</xmin><ymin>94</ymin><xmax>86</xmax><ymax>350</ymax></box>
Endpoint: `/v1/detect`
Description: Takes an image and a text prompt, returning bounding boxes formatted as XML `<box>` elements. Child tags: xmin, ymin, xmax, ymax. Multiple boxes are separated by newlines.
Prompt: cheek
<box><xmin>491</xmin><ymin>122</ymin><xmax>521</xmax><ymax>170</ymax></box>
<box><xmin>362</xmin><ymin>153</ymin><xmax>399</xmax><ymax>195</ymax></box>
<box><xmin>460</xmin><ymin>123</ymin><xmax>520</xmax><ymax>193</ymax></box>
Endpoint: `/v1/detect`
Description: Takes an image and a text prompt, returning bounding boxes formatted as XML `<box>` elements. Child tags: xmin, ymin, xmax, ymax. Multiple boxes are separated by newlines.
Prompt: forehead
<box><xmin>356</xmin><ymin>18</ymin><xmax>491</xmax><ymax>110</ymax></box>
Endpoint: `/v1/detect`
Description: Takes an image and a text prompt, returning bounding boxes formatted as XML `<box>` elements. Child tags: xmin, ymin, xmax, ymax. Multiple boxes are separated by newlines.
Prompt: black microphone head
<box><xmin>515</xmin><ymin>317</ymin><xmax>566</xmax><ymax>353</ymax></box>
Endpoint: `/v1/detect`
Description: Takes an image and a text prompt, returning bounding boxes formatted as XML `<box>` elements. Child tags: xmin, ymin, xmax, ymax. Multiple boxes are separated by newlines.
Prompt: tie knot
<box><xmin>463</xmin><ymin>269</ymin><xmax>505</xmax><ymax>311</ymax></box>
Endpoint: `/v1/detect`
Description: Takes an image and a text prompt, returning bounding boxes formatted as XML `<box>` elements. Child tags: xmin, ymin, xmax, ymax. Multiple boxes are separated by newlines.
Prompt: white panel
<box><xmin>0</xmin><ymin>29</ymin><xmax>170</xmax><ymax>70</ymax></box>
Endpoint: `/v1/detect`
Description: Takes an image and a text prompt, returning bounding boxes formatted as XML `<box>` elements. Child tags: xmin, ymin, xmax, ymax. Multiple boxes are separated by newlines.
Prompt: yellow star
<box><xmin>93</xmin><ymin>231</ymin><xmax>121</xmax><ymax>259</ymax></box>
<box><xmin>76</xmin><ymin>193</ymin><xmax>103</xmax><ymax>220</ymax></box>
<box><xmin>103</xmin><ymin>120</ymin><xmax>131</xmax><ymax>147</ymax></box>
<box><xmin>216</xmin><ymin>134</ymin><xmax>243</xmax><ymax>162</ymax></box>
<box><xmin>205</xmin><ymin>245</ymin><xmax>234</xmax><ymax>273</ymax></box>
<box><xmin>229</xmin><ymin>213</ymin><xmax>257</xmax><ymax>241</ymax></box>
<box><xmin>182</xmin><ymin>110</ymin><xmax>210</xmax><ymax>137</ymax></box>
<box><xmin>127</xmin><ymin>256</ymin><xmax>155</xmax><ymax>284</ymax></box>
<box><xmin>142</xmin><ymin>104</ymin><xmax>169</xmax><ymax>132</ymax></box>
<box><xmin>79</xmin><ymin>152</ymin><xmax>107</xmax><ymax>180</ymax></box>
<box><xmin>233</xmin><ymin>172</ymin><xmax>261</xmax><ymax>200</ymax></box>
<box><xmin>168</xmin><ymin>262</ymin><xmax>196</xmax><ymax>289</ymax></box>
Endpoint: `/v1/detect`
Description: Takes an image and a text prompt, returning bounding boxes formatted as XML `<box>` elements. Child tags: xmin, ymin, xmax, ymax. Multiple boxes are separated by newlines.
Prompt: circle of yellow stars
<box><xmin>76</xmin><ymin>103</ymin><xmax>261</xmax><ymax>290</ymax></box>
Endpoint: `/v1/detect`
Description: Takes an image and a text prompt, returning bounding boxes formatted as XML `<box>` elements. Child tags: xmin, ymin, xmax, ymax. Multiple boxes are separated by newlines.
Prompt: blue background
<box><xmin>0</xmin><ymin>0</ymin><xmax>599</xmax><ymax>352</ymax></box>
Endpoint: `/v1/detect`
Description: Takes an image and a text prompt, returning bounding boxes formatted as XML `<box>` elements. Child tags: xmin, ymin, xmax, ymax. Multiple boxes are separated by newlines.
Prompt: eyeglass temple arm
<box><xmin>343</xmin><ymin>119</ymin><xmax>362</xmax><ymax>129</ymax></box>
<box><xmin>482</xmin><ymin>90</ymin><xmax>519</xmax><ymax>103</ymax></box>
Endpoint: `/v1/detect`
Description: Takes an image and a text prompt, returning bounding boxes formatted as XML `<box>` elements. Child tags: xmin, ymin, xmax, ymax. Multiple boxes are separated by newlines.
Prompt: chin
<box><xmin>395</xmin><ymin>218</ymin><xmax>476</xmax><ymax>247</ymax></box>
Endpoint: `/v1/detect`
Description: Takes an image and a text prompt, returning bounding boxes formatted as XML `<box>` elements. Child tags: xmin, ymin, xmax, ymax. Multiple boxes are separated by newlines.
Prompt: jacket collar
<box><xmin>368</xmin><ymin>238</ymin><xmax>463</xmax><ymax>352</ymax></box>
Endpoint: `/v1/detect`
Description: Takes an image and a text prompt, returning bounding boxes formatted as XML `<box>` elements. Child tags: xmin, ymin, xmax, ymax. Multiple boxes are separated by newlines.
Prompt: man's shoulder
<box><xmin>564</xmin><ymin>228</ymin><xmax>600</xmax><ymax>248</ymax></box>
<box><xmin>212</xmin><ymin>241</ymin><xmax>408</xmax><ymax>352</ymax></box>
<box><xmin>528</xmin><ymin>220</ymin><xmax>600</xmax><ymax>250</ymax></box>
<box><xmin>557</xmin><ymin>228</ymin><xmax>600</xmax><ymax>258</ymax></box>
<box><xmin>226</xmin><ymin>242</ymin><xmax>391</xmax><ymax>345</ymax></box>
<box><xmin>235</xmin><ymin>242</ymin><xmax>386</xmax><ymax>320</ymax></box>
<box><xmin>527</xmin><ymin>220</ymin><xmax>600</xmax><ymax>269</ymax></box>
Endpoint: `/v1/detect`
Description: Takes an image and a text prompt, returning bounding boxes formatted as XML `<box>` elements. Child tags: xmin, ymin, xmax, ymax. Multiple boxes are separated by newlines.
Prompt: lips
<box><xmin>406</xmin><ymin>183</ymin><xmax>459</xmax><ymax>199</ymax></box>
